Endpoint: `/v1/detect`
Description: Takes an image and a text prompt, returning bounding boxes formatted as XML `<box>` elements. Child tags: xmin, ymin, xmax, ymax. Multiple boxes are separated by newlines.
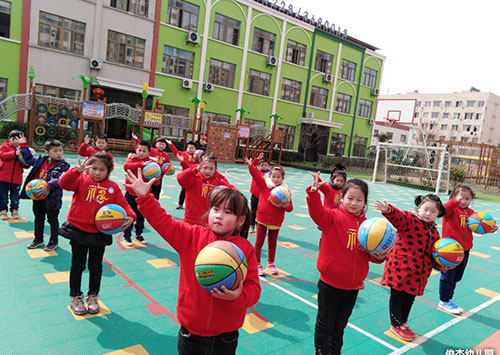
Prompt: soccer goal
<box><xmin>372</xmin><ymin>142</ymin><xmax>451</xmax><ymax>194</ymax></box>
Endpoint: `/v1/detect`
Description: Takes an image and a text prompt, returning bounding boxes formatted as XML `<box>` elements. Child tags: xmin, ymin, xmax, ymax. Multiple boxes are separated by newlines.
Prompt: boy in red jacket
<box><xmin>248</xmin><ymin>154</ymin><xmax>270</xmax><ymax>234</ymax></box>
<box><xmin>167</xmin><ymin>139</ymin><xmax>197</xmax><ymax>209</ymax></box>
<box><xmin>78</xmin><ymin>134</ymin><xmax>113</xmax><ymax>160</ymax></box>
<box><xmin>0</xmin><ymin>130</ymin><xmax>25</xmax><ymax>219</ymax></box>
<box><xmin>123</xmin><ymin>140</ymin><xmax>154</xmax><ymax>246</ymax></box>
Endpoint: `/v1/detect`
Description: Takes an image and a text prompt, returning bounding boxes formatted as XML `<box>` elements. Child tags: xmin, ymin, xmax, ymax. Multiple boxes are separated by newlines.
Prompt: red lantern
<box><xmin>93</xmin><ymin>87</ymin><xmax>104</xmax><ymax>100</ymax></box>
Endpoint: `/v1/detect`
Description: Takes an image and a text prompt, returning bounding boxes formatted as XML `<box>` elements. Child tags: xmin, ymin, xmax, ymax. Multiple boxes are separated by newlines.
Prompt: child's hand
<box><xmin>131</xmin><ymin>132</ymin><xmax>139</xmax><ymax>140</ymax></box>
<box><xmin>441</xmin><ymin>265</ymin><xmax>455</xmax><ymax>273</ymax></box>
<box><xmin>490</xmin><ymin>224</ymin><xmax>498</xmax><ymax>233</ymax></box>
<box><xmin>257</xmin><ymin>152</ymin><xmax>264</xmax><ymax>160</ymax></box>
<box><xmin>84</xmin><ymin>134</ymin><xmax>91</xmax><ymax>145</ymax></box>
<box><xmin>310</xmin><ymin>171</ymin><xmax>325</xmax><ymax>191</ymax></box>
<box><xmin>243</xmin><ymin>156</ymin><xmax>252</xmax><ymax>166</ymax></box>
<box><xmin>37</xmin><ymin>184</ymin><xmax>48</xmax><ymax>197</ymax></box>
<box><xmin>374</xmin><ymin>200</ymin><xmax>390</xmax><ymax>213</ymax></box>
<box><xmin>15</xmin><ymin>147</ymin><xmax>21</xmax><ymax>155</ymax></box>
<box><xmin>75</xmin><ymin>158</ymin><xmax>90</xmax><ymax>173</ymax></box>
<box><xmin>210</xmin><ymin>281</ymin><xmax>243</xmax><ymax>301</ymax></box>
<box><xmin>124</xmin><ymin>168</ymin><xmax>156</xmax><ymax>198</ymax></box>
<box><xmin>15</xmin><ymin>133</ymin><xmax>27</xmax><ymax>145</ymax></box>
<box><xmin>121</xmin><ymin>217</ymin><xmax>134</xmax><ymax>231</ymax></box>
<box><xmin>176</xmin><ymin>153</ymin><xmax>184</xmax><ymax>162</ymax></box>
<box><xmin>166</xmin><ymin>139</ymin><xmax>172</xmax><ymax>145</ymax></box>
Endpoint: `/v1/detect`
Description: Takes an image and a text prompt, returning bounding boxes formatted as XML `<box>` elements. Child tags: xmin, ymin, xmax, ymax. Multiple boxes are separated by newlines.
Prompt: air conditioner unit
<box><xmin>369</xmin><ymin>119</ymin><xmax>374</xmax><ymax>125</ymax></box>
<box><xmin>267</xmin><ymin>56</ymin><xmax>278</xmax><ymax>67</ymax></box>
<box><xmin>90</xmin><ymin>59</ymin><xmax>103</xmax><ymax>70</ymax></box>
<box><xmin>323</xmin><ymin>74</ymin><xmax>333</xmax><ymax>83</ymax></box>
<box><xmin>182</xmin><ymin>79</ymin><xmax>193</xmax><ymax>89</ymax></box>
<box><xmin>187</xmin><ymin>31</ymin><xmax>200</xmax><ymax>44</ymax></box>
<box><xmin>204</xmin><ymin>83</ymin><xmax>214</xmax><ymax>92</ymax></box>
<box><xmin>306</xmin><ymin>111</ymin><xmax>314</xmax><ymax>119</ymax></box>
<box><xmin>371</xmin><ymin>88</ymin><xmax>380</xmax><ymax>96</ymax></box>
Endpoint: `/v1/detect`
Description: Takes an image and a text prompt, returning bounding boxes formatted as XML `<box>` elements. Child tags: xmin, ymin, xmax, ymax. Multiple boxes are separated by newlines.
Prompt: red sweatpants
<box><xmin>255</xmin><ymin>223</ymin><xmax>280</xmax><ymax>264</ymax></box>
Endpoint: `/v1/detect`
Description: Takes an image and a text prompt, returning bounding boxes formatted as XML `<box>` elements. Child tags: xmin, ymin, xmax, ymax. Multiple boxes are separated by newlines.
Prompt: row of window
<box><xmin>417</xmin><ymin>111</ymin><xmax>483</xmax><ymax>120</ymax></box>
<box><xmin>373</xmin><ymin>130</ymin><xmax>407</xmax><ymax>144</ymax></box>
<box><xmin>330</xmin><ymin>134</ymin><xmax>367</xmax><ymax>157</ymax></box>
<box><xmin>418</xmin><ymin>100</ymin><xmax>485</xmax><ymax>108</ymax></box>
<box><xmin>0</xmin><ymin>0</ymin><xmax>10</xmax><ymax>38</ymax></box>
<box><xmin>423</xmin><ymin>123</ymin><xmax>481</xmax><ymax>132</ymax></box>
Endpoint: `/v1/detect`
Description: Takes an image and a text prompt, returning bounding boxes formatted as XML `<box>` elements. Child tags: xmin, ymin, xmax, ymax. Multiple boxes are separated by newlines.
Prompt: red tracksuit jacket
<box><xmin>123</xmin><ymin>154</ymin><xmax>156</xmax><ymax>196</ymax></box>
<box><xmin>248</xmin><ymin>162</ymin><xmax>293</xmax><ymax>228</ymax></box>
<box><xmin>177</xmin><ymin>167</ymin><xmax>234</xmax><ymax>226</ymax></box>
<box><xmin>381</xmin><ymin>205</ymin><xmax>444</xmax><ymax>296</ymax></box>
<box><xmin>59</xmin><ymin>168</ymin><xmax>136</xmax><ymax>233</ymax></box>
<box><xmin>0</xmin><ymin>141</ymin><xmax>25</xmax><ymax>185</ymax></box>
<box><xmin>77</xmin><ymin>143</ymin><xmax>114</xmax><ymax>160</ymax></box>
<box><xmin>319</xmin><ymin>182</ymin><xmax>342</xmax><ymax>209</ymax></box>
<box><xmin>306</xmin><ymin>187</ymin><xmax>383</xmax><ymax>290</ymax></box>
<box><xmin>136</xmin><ymin>193</ymin><xmax>261</xmax><ymax>336</ymax></box>
<box><xmin>168</xmin><ymin>143</ymin><xmax>196</xmax><ymax>170</ymax></box>
<box><xmin>442</xmin><ymin>198</ymin><xmax>474</xmax><ymax>251</ymax></box>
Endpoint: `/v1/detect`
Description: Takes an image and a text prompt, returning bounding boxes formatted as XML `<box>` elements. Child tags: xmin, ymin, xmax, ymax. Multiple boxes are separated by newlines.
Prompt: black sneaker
<box><xmin>123</xmin><ymin>237</ymin><xmax>134</xmax><ymax>247</ymax></box>
<box><xmin>44</xmin><ymin>242</ymin><xmax>58</xmax><ymax>251</ymax></box>
<box><xmin>135</xmin><ymin>235</ymin><xmax>146</xmax><ymax>245</ymax></box>
<box><xmin>27</xmin><ymin>240</ymin><xmax>44</xmax><ymax>249</ymax></box>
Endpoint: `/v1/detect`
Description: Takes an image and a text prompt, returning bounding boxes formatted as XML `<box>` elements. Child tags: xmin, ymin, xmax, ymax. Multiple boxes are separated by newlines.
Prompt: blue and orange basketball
<box><xmin>468</xmin><ymin>211</ymin><xmax>496</xmax><ymax>234</ymax></box>
<box><xmin>357</xmin><ymin>217</ymin><xmax>396</xmax><ymax>254</ymax></box>
<box><xmin>194</xmin><ymin>241</ymin><xmax>247</xmax><ymax>292</ymax></box>
<box><xmin>162</xmin><ymin>162</ymin><xmax>175</xmax><ymax>176</ymax></box>
<box><xmin>142</xmin><ymin>162</ymin><xmax>161</xmax><ymax>180</ymax></box>
<box><xmin>25</xmin><ymin>179</ymin><xmax>49</xmax><ymax>200</ymax></box>
<box><xmin>209</xmin><ymin>185</ymin><xmax>227</xmax><ymax>201</ymax></box>
<box><xmin>269</xmin><ymin>186</ymin><xmax>291</xmax><ymax>208</ymax></box>
<box><xmin>95</xmin><ymin>204</ymin><xmax>127</xmax><ymax>235</ymax></box>
<box><xmin>432</xmin><ymin>238</ymin><xmax>464</xmax><ymax>267</ymax></box>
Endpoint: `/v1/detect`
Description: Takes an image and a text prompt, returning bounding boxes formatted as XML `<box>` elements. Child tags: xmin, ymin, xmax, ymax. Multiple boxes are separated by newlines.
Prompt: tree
<box><xmin>298</xmin><ymin>123</ymin><xmax>320</xmax><ymax>162</ymax></box>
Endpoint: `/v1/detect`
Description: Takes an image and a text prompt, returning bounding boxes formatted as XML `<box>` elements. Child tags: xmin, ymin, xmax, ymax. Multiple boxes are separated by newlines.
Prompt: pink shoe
<box><xmin>402</xmin><ymin>323</ymin><xmax>416</xmax><ymax>338</ymax></box>
<box><xmin>267</xmin><ymin>263</ymin><xmax>278</xmax><ymax>275</ymax></box>
<box><xmin>257</xmin><ymin>264</ymin><xmax>264</xmax><ymax>276</ymax></box>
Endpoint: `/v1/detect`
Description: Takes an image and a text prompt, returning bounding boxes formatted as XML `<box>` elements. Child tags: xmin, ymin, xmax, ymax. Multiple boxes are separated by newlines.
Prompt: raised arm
<box><xmin>176</xmin><ymin>166</ymin><xmax>198</xmax><ymax>189</ymax></box>
<box><xmin>59</xmin><ymin>167</ymin><xmax>85</xmax><ymax>192</ymax></box>
<box><xmin>306</xmin><ymin>186</ymin><xmax>334</xmax><ymax>229</ymax></box>
<box><xmin>375</xmin><ymin>201</ymin><xmax>410</xmax><ymax>230</ymax></box>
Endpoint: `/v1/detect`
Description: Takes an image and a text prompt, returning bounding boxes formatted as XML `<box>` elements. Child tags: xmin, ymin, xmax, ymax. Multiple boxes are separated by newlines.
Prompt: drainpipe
<box><xmin>302</xmin><ymin>31</ymin><xmax>316</xmax><ymax>118</ymax></box>
<box><xmin>347</xmin><ymin>50</ymin><xmax>365</xmax><ymax>157</ymax></box>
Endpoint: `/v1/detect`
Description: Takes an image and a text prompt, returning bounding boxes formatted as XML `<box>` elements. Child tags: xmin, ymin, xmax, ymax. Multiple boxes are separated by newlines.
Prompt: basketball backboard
<box><xmin>374</xmin><ymin>99</ymin><xmax>416</xmax><ymax>125</ymax></box>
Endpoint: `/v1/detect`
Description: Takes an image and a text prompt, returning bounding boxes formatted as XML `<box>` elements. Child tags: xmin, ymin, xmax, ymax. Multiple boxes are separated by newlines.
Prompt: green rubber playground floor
<box><xmin>1</xmin><ymin>153</ymin><xmax>499</xmax><ymax>355</ymax></box>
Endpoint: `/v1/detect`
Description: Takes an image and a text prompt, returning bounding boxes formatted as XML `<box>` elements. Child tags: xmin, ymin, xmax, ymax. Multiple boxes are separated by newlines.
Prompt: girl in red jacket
<box><xmin>375</xmin><ymin>194</ymin><xmax>452</xmax><ymax>342</ymax></box>
<box><xmin>0</xmin><ymin>130</ymin><xmax>25</xmax><ymax>220</ymax></box>
<box><xmin>318</xmin><ymin>164</ymin><xmax>346</xmax><ymax>209</ymax></box>
<box><xmin>78</xmin><ymin>134</ymin><xmax>114</xmax><ymax>160</ymax></box>
<box><xmin>245</xmin><ymin>156</ymin><xmax>293</xmax><ymax>276</ymax></box>
<box><xmin>177</xmin><ymin>153</ymin><xmax>234</xmax><ymax>226</ymax></box>
<box><xmin>124</xmin><ymin>170</ymin><xmax>261</xmax><ymax>355</ymax></box>
<box><xmin>307</xmin><ymin>175</ymin><xmax>387</xmax><ymax>354</ymax></box>
<box><xmin>59</xmin><ymin>152</ymin><xmax>135</xmax><ymax>316</ymax></box>
<box><xmin>438</xmin><ymin>184</ymin><xmax>498</xmax><ymax>315</ymax></box>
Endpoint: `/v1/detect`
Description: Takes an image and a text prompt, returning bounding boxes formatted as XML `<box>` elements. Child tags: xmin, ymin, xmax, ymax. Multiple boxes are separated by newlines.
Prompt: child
<box><xmin>438</xmin><ymin>184</ymin><xmax>498</xmax><ymax>314</ymax></box>
<box><xmin>249</xmin><ymin>153</ymin><xmax>270</xmax><ymax>234</ymax></box>
<box><xmin>124</xmin><ymin>170</ymin><xmax>260</xmax><ymax>355</ymax></box>
<box><xmin>374</xmin><ymin>194</ymin><xmax>452</xmax><ymax>341</ymax></box>
<box><xmin>245</xmin><ymin>156</ymin><xmax>293</xmax><ymax>276</ymax></box>
<box><xmin>78</xmin><ymin>133</ymin><xmax>113</xmax><ymax>159</ymax></box>
<box><xmin>123</xmin><ymin>140</ymin><xmax>154</xmax><ymax>246</ymax></box>
<box><xmin>307</xmin><ymin>174</ymin><xmax>387</xmax><ymax>354</ymax></box>
<box><xmin>19</xmin><ymin>138</ymin><xmax>70</xmax><ymax>251</ymax></box>
<box><xmin>58</xmin><ymin>153</ymin><xmax>135</xmax><ymax>315</ymax></box>
<box><xmin>167</xmin><ymin>139</ymin><xmax>197</xmax><ymax>209</ymax></box>
<box><xmin>0</xmin><ymin>130</ymin><xmax>25</xmax><ymax>219</ymax></box>
<box><xmin>177</xmin><ymin>153</ymin><xmax>234</xmax><ymax>226</ymax></box>
<box><xmin>319</xmin><ymin>164</ymin><xmax>346</xmax><ymax>209</ymax></box>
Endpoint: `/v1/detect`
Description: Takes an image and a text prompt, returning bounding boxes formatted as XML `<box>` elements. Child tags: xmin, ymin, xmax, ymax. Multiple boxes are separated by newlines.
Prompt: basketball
<box><xmin>468</xmin><ymin>211</ymin><xmax>496</xmax><ymax>234</ymax></box>
<box><xmin>432</xmin><ymin>238</ymin><xmax>464</xmax><ymax>267</ymax></box>
<box><xmin>162</xmin><ymin>162</ymin><xmax>175</xmax><ymax>176</ymax></box>
<box><xmin>142</xmin><ymin>162</ymin><xmax>161</xmax><ymax>180</ymax></box>
<box><xmin>209</xmin><ymin>185</ymin><xmax>226</xmax><ymax>201</ymax></box>
<box><xmin>25</xmin><ymin>179</ymin><xmax>49</xmax><ymax>200</ymax></box>
<box><xmin>194</xmin><ymin>149</ymin><xmax>204</xmax><ymax>162</ymax></box>
<box><xmin>269</xmin><ymin>186</ymin><xmax>291</xmax><ymax>208</ymax></box>
<box><xmin>357</xmin><ymin>217</ymin><xmax>396</xmax><ymax>254</ymax></box>
<box><xmin>95</xmin><ymin>204</ymin><xmax>127</xmax><ymax>235</ymax></box>
<box><xmin>194</xmin><ymin>241</ymin><xmax>248</xmax><ymax>292</ymax></box>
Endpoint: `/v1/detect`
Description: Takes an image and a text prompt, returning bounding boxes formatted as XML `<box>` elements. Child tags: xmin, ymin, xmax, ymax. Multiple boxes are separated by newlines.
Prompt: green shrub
<box><xmin>0</xmin><ymin>121</ymin><xmax>27</xmax><ymax>138</ymax></box>
<box><xmin>450</xmin><ymin>165</ymin><xmax>467</xmax><ymax>184</ymax></box>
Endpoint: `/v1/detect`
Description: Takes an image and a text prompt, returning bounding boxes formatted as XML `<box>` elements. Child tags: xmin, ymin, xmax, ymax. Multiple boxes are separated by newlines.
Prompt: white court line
<box><xmin>260</xmin><ymin>277</ymin><xmax>398</xmax><ymax>351</ymax></box>
<box><xmin>389</xmin><ymin>294</ymin><xmax>500</xmax><ymax>355</ymax></box>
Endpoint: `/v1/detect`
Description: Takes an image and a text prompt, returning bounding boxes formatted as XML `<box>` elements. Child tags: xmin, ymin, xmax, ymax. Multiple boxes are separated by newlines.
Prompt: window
<box><xmin>478</xmin><ymin>101</ymin><xmax>485</xmax><ymax>107</ymax></box>
<box><xmin>455</xmin><ymin>101</ymin><xmax>462</xmax><ymax>107</ymax></box>
<box><xmin>38</xmin><ymin>11</ymin><xmax>86</xmax><ymax>55</ymax></box>
<box><xmin>431</xmin><ymin>112</ymin><xmax>439</xmax><ymax>118</ymax></box>
<box><xmin>352</xmin><ymin>137</ymin><xmax>367</xmax><ymax>157</ymax></box>
<box><xmin>453</xmin><ymin>113</ymin><xmax>460</xmax><ymax>119</ymax></box>
<box><xmin>363</xmin><ymin>67</ymin><xmax>377</xmax><ymax>88</ymax></box>
<box><xmin>162</xmin><ymin>45</ymin><xmax>194</xmax><ymax>78</ymax></box>
<box><xmin>166</xmin><ymin>0</ymin><xmax>198</xmax><ymax>31</ymax></box>
<box><xmin>430</xmin><ymin>123</ymin><xmax>436</xmax><ymax>130</ymax></box>
<box><xmin>443</xmin><ymin>113</ymin><xmax>449</xmax><ymax>119</ymax></box>
<box><xmin>286</xmin><ymin>40</ymin><xmax>306</xmax><ymax>66</ymax></box>
<box><xmin>0</xmin><ymin>77</ymin><xmax>7</xmax><ymax>99</ymax></box>
<box><xmin>476</xmin><ymin>113</ymin><xmax>483</xmax><ymax>120</ymax></box>
<box><xmin>464</xmin><ymin>112</ymin><xmax>473</xmax><ymax>120</ymax></box>
<box><xmin>329</xmin><ymin>133</ymin><xmax>346</xmax><ymax>156</ymax></box>
<box><xmin>444</xmin><ymin>101</ymin><xmax>451</xmax><ymax>107</ymax></box>
<box><xmin>374</xmin><ymin>129</ymin><xmax>379</xmax><ymax>136</ymax></box>
<box><xmin>414</xmin><ymin>112</ymin><xmax>419</xmax><ymax>118</ymax></box>
<box><xmin>423</xmin><ymin>112</ymin><xmax>429</xmax><ymax>118</ymax></box>
<box><xmin>335</xmin><ymin>93</ymin><xmax>351</xmax><ymax>114</ymax></box>
<box><xmin>280</xmin><ymin>78</ymin><xmax>301</xmax><ymax>103</ymax></box>
<box><xmin>358</xmin><ymin>99</ymin><xmax>373</xmax><ymax>118</ymax></box>
<box><xmin>463</xmin><ymin>125</ymin><xmax>471</xmax><ymax>132</ymax></box>
<box><xmin>433</xmin><ymin>101</ymin><xmax>440</xmax><ymax>107</ymax></box>
<box><xmin>213</xmin><ymin>13</ymin><xmax>240</xmax><ymax>45</ymax></box>
<box><xmin>244</xmin><ymin>119</ymin><xmax>266</xmax><ymax>137</ymax></box>
<box><xmin>340</xmin><ymin>59</ymin><xmax>356</xmax><ymax>81</ymax></box>
<box><xmin>472</xmin><ymin>138</ymin><xmax>479</xmax><ymax>143</ymax></box>
<box><xmin>450</xmin><ymin>136</ymin><xmax>456</xmax><ymax>141</ymax></box>
<box><xmin>439</xmin><ymin>136</ymin><xmax>445</xmax><ymax>141</ymax></box>
<box><xmin>416</xmin><ymin>101</ymin><xmax>421</xmax><ymax>107</ymax></box>
<box><xmin>473</xmin><ymin>125</ymin><xmax>480</xmax><ymax>132</ymax></box>
<box><xmin>466</xmin><ymin>100</ymin><xmax>475</xmax><ymax>107</ymax></box>
<box><xmin>208</xmin><ymin>59</ymin><xmax>235</xmax><ymax>88</ymax></box>
<box><xmin>400</xmin><ymin>134</ymin><xmax>407</xmax><ymax>143</ymax></box>
<box><xmin>163</xmin><ymin>105</ymin><xmax>189</xmax><ymax>138</ymax></box>
<box><xmin>205</xmin><ymin>112</ymin><xmax>231</xmax><ymax>124</ymax></box>
<box><xmin>107</xmin><ymin>30</ymin><xmax>145</xmax><ymax>68</ymax></box>
<box><xmin>110</xmin><ymin>0</ymin><xmax>149</xmax><ymax>17</ymax></box>
<box><xmin>247</xmin><ymin>69</ymin><xmax>270</xmax><ymax>96</ymax></box>
<box><xmin>35</xmin><ymin>83</ymin><xmax>80</xmax><ymax>100</ymax></box>
<box><xmin>309</xmin><ymin>86</ymin><xmax>328</xmax><ymax>109</ymax></box>
<box><xmin>315</xmin><ymin>50</ymin><xmax>333</xmax><ymax>74</ymax></box>
<box><xmin>461</xmin><ymin>137</ymin><xmax>469</xmax><ymax>142</ymax></box>
<box><xmin>452</xmin><ymin>125</ymin><xmax>458</xmax><ymax>131</ymax></box>
<box><xmin>441</xmin><ymin>124</ymin><xmax>447</xmax><ymax>130</ymax></box>
<box><xmin>0</xmin><ymin>0</ymin><xmax>10</xmax><ymax>38</ymax></box>
<box><xmin>424</xmin><ymin>101</ymin><xmax>431</xmax><ymax>107</ymax></box>
<box><xmin>252</xmin><ymin>28</ymin><xmax>275</xmax><ymax>56</ymax></box>
<box><xmin>277</xmin><ymin>124</ymin><xmax>295</xmax><ymax>150</ymax></box>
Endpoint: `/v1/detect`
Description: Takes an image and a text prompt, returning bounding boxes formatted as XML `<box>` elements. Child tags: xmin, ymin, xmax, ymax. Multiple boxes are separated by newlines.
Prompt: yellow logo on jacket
<box><xmin>347</xmin><ymin>228</ymin><xmax>357</xmax><ymax>250</ymax></box>
<box><xmin>460</xmin><ymin>214</ymin><xmax>467</xmax><ymax>228</ymax></box>
<box><xmin>86</xmin><ymin>185</ymin><xmax>110</xmax><ymax>204</ymax></box>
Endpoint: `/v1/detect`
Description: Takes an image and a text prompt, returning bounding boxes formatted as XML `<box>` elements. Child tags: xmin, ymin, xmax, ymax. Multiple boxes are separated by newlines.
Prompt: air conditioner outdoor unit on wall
<box><xmin>323</xmin><ymin>74</ymin><xmax>333</xmax><ymax>83</ymax></box>
<box><xmin>369</xmin><ymin>119</ymin><xmax>374</xmax><ymax>125</ymax></box>
<box><xmin>90</xmin><ymin>59</ymin><xmax>103</xmax><ymax>69</ymax></box>
<box><xmin>306</xmin><ymin>111</ymin><xmax>314</xmax><ymax>119</ymax></box>
<box><xmin>267</xmin><ymin>56</ymin><xmax>278</xmax><ymax>67</ymax></box>
<box><xmin>182</xmin><ymin>79</ymin><xmax>193</xmax><ymax>89</ymax></box>
<box><xmin>204</xmin><ymin>83</ymin><xmax>214</xmax><ymax>92</ymax></box>
<box><xmin>187</xmin><ymin>31</ymin><xmax>200</xmax><ymax>44</ymax></box>
<box><xmin>371</xmin><ymin>88</ymin><xmax>380</xmax><ymax>96</ymax></box>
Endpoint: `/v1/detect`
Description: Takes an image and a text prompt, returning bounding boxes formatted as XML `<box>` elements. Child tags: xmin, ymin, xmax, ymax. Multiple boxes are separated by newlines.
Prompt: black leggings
<box><xmin>389</xmin><ymin>288</ymin><xmax>416</xmax><ymax>326</ymax></box>
<box><xmin>178</xmin><ymin>187</ymin><xmax>186</xmax><ymax>206</ymax></box>
<box><xmin>69</xmin><ymin>241</ymin><xmax>106</xmax><ymax>297</ymax></box>
<box><xmin>250</xmin><ymin>194</ymin><xmax>258</xmax><ymax>227</ymax></box>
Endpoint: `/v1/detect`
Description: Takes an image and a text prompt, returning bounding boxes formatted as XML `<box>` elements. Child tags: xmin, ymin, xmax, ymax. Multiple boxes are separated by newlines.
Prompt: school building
<box><xmin>0</xmin><ymin>0</ymin><xmax>385</xmax><ymax>158</ymax></box>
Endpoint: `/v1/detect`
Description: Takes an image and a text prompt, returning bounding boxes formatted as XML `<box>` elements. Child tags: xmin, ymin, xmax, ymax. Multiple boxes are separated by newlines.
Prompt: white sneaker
<box><xmin>438</xmin><ymin>300</ymin><xmax>462</xmax><ymax>315</ymax></box>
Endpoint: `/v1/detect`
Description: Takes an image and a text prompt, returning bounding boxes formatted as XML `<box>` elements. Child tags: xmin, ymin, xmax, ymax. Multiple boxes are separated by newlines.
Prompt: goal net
<box><xmin>372</xmin><ymin>142</ymin><xmax>451</xmax><ymax>194</ymax></box>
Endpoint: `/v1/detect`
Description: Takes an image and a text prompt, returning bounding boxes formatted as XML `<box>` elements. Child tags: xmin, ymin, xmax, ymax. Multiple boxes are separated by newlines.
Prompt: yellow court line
<box><xmin>242</xmin><ymin>312</ymin><xmax>274</xmax><ymax>334</ymax></box>
<box><xmin>104</xmin><ymin>345</ymin><xmax>150</xmax><ymax>355</ymax></box>
<box><xmin>475</xmin><ymin>288</ymin><xmax>500</xmax><ymax>298</ymax></box>
<box><xmin>470</xmin><ymin>251</ymin><xmax>490</xmax><ymax>259</ymax></box>
<box><xmin>67</xmin><ymin>301</ymin><xmax>111</xmax><ymax>320</ymax></box>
